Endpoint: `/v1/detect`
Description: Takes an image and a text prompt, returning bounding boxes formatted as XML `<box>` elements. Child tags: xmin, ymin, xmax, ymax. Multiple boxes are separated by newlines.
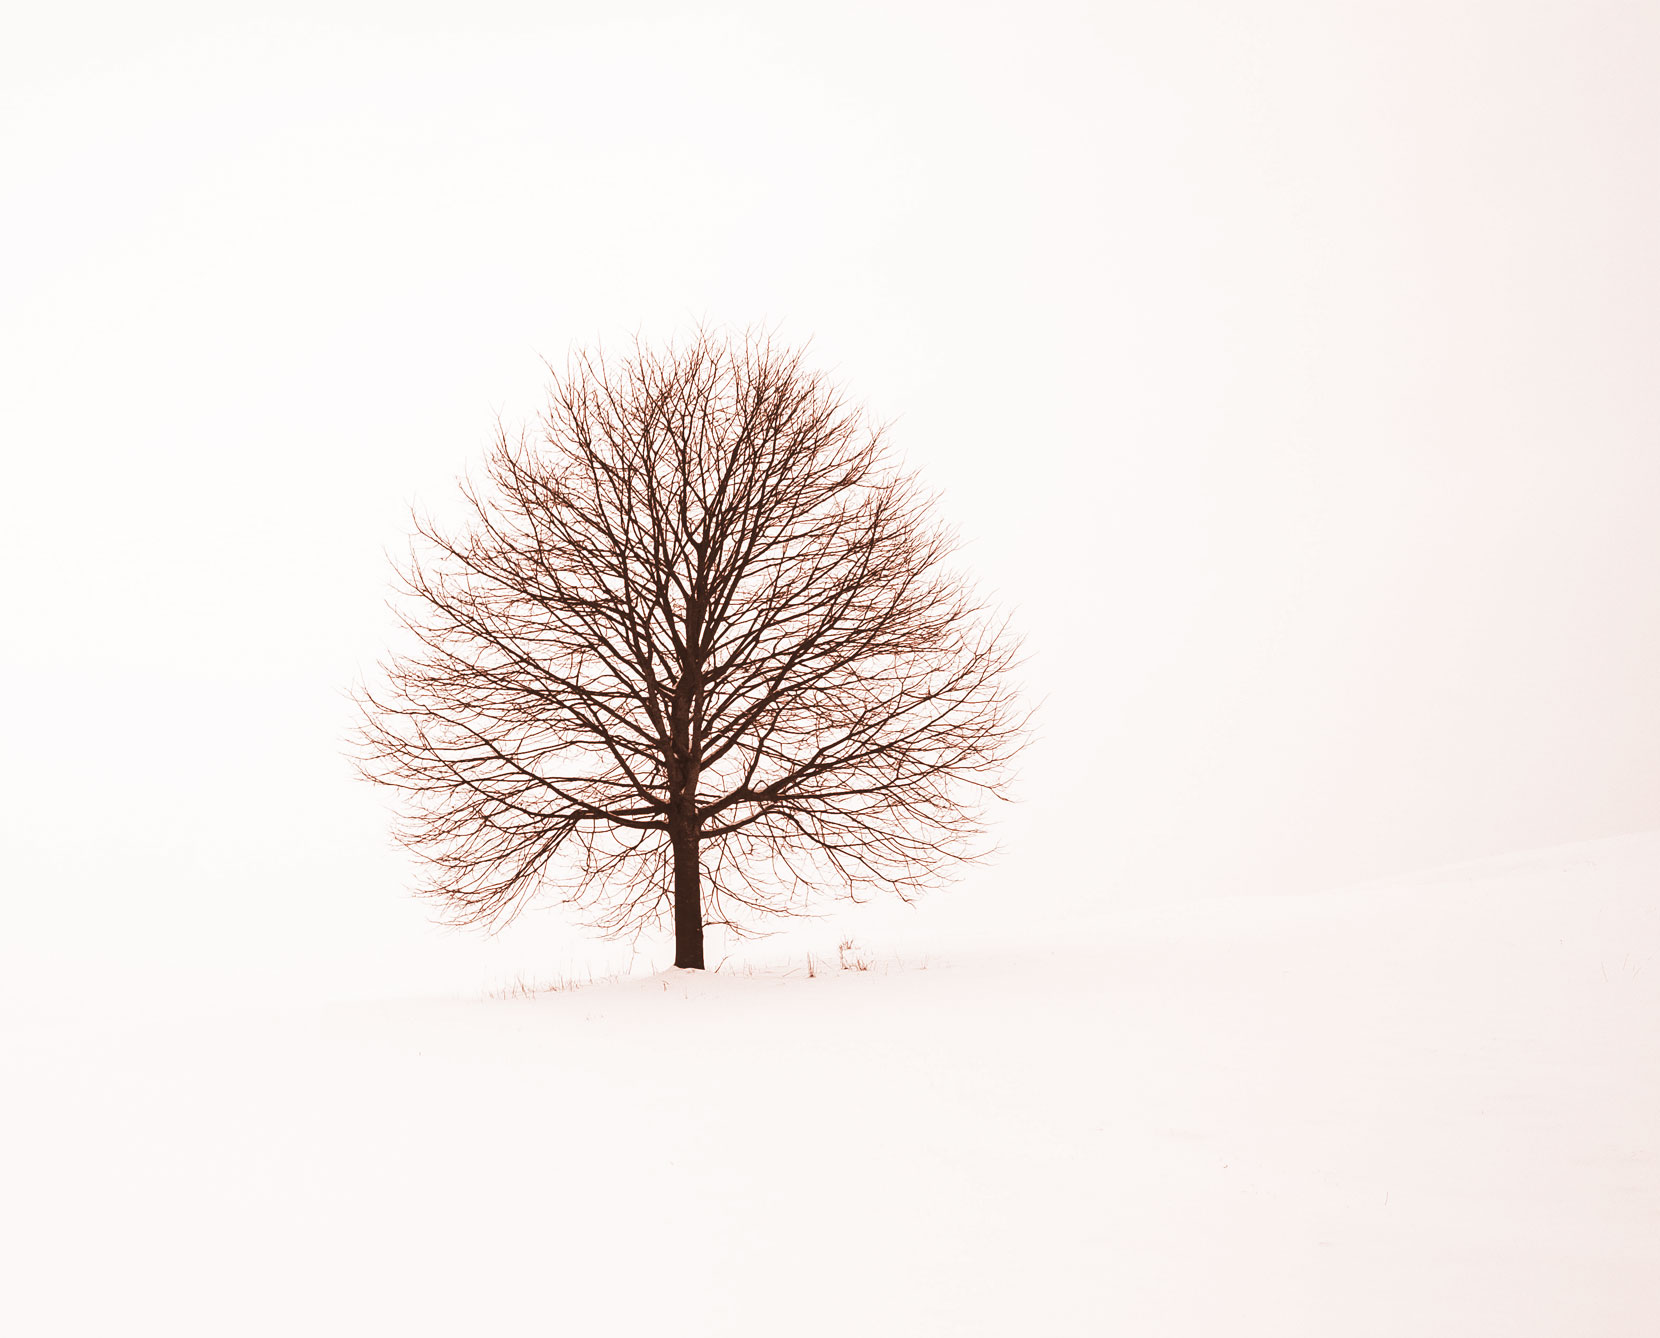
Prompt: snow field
<box><xmin>3</xmin><ymin>832</ymin><xmax>1656</xmax><ymax>1335</ymax></box>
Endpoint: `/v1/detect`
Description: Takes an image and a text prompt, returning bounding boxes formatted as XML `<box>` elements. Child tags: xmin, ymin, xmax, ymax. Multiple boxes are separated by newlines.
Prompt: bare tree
<box><xmin>355</xmin><ymin>330</ymin><xmax>1025</xmax><ymax>969</ymax></box>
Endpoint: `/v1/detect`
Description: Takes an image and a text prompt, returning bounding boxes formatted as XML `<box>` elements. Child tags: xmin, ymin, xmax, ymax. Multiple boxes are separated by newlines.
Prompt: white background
<box><xmin>3</xmin><ymin>0</ymin><xmax>1657</xmax><ymax>1000</ymax></box>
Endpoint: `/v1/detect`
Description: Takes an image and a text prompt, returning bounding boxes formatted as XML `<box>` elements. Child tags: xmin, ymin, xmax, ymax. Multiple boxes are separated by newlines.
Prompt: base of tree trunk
<box><xmin>671</xmin><ymin>830</ymin><xmax>704</xmax><ymax>969</ymax></box>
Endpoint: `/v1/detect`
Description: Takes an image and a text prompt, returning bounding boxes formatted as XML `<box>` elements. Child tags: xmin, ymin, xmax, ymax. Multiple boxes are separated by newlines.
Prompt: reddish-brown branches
<box><xmin>354</xmin><ymin>330</ymin><xmax>1026</xmax><ymax>968</ymax></box>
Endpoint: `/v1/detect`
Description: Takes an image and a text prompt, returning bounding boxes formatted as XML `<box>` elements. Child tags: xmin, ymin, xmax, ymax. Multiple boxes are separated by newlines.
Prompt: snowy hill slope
<box><xmin>4</xmin><ymin>832</ymin><xmax>1656</xmax><ymax>1335</ymax></box>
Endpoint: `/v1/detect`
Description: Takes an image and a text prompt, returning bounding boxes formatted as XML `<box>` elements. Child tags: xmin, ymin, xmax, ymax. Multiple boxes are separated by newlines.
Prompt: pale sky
<box><xmin>3</xmin><ymin>0</ymin><xmax>1656</xmax><ymax>999</ymax></box>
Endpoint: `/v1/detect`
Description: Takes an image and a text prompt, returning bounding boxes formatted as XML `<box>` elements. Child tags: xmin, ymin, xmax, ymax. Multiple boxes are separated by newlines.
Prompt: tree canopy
<box><xmin>355</xmin><ymin>330</ymin><xmax>1024</xmax><ymax>967</ymax></box>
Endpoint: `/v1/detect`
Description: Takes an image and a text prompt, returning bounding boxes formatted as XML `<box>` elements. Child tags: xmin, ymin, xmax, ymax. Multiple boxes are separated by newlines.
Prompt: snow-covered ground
<box><xmin>5</xmin><ymin>831</ymin><xmax>1657</xmax><ymax>1335</ymax></box>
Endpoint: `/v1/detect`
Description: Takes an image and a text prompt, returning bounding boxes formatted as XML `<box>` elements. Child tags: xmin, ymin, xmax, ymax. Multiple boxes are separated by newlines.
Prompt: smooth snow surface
<box><xmin>5</xmin><ymin>832</ymin><xmax>1657</xmax><ymax>1335</ymax></box>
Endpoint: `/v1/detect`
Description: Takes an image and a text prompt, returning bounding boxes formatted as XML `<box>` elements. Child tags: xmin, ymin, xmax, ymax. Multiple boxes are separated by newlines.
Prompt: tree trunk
<box><xmin>668</xmin><ymin>646</ymin><xmax>704</xmax><ymax>968</ymax></box>
<box><xmin>670</xmin><ymin>822</ymin><xmax>704</xmax><ymax>969</ymax></box>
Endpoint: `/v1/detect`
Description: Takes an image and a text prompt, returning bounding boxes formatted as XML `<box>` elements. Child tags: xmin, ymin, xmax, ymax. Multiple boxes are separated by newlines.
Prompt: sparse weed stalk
<box><xmin>837</xmin><ymin>937</ymin><xmax>871</xmax><ymax>972</ymax></box>
<box><xmin>485</xmin><ymin>970</ymin><xmax>615</xmax><ymax>1000</ymax></box>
